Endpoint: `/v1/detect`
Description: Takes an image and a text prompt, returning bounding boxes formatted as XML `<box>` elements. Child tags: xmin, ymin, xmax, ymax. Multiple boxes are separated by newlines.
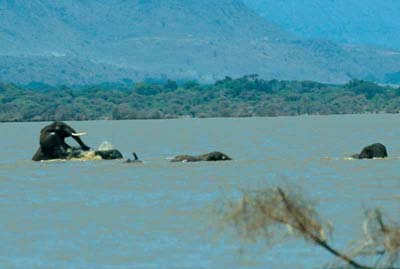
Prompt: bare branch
<box><xmin>220</xmin><ymin>186</ymin><xmax>400</xmax><ymax>269</ymax></box>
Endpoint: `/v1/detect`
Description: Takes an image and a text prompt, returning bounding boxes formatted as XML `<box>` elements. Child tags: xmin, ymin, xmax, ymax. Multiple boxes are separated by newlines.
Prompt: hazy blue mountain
<box><xmin>1</xmin><ymin>0</ymin><xmax>400</xmax><ymax>84</ymax></box>
<box><xmin>243</xmin><ymin>0</ymin><xmax>400</xmax><ymax>49</ymax></box>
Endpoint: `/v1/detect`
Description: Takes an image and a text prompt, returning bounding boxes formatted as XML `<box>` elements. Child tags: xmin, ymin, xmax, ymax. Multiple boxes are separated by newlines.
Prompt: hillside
<box><xmin>1</xmin><ymin>0</ymin><xmax>400</xmax><ymax>84</ymax></box>
<box><xmin>244</xmin><ymin>0</ymin><xmax>400</xmax><ymax>50</ymax></box>
<box><xmin>0</xmin><ymin>55</ymin><xmax>147</xmax><ymax>85</ymax></box>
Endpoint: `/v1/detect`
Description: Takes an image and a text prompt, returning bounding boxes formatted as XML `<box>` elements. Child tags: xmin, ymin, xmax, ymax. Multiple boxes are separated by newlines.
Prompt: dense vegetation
<box><xmin>1</xmin><ymin>75</ymin><xmax>400</xmax><ymax>122</ymax></box>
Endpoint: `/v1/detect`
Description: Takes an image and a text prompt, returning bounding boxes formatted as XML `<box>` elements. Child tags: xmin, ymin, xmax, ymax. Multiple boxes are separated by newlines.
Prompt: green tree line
<box><xmin>1</xmin><ymin>75</ymin><xmax>400</xmax><ymax>122</ymax></box>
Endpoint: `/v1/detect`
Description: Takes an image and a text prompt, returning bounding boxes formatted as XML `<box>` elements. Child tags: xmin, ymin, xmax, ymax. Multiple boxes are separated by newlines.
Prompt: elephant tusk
<box><xmin>71</xmin><ymin>132</ymin><xmax>86</xmax><ymax>137</ymax></box>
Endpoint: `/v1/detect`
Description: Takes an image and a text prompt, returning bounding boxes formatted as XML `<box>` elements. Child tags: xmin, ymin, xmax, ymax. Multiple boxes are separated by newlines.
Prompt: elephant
<box><xmin>351</xmin><ymin>143</ymin><xmax>388</xmax><ymax>159</ymax></box>
<box><xmin>62</xmin><ymin>147</ymin><xmax>123</xmax><ymax>160</ymax></box>
<box><xmin>32</xmin><ymin>121</ymin><xmax>123</xmax><ymax>161</ymax></box>
<box><xmin>95</xmin><ymin>149</ymin><xmax>124</xmax><ymax>160</ymax></box>
<box><xmin>124</xmin><ymin>152</ymin><xmax>143</xmax><ymax>163</ymax></box>
<box><xmin>171</xmin><ymin>151</ymin><xmax>232</xmax><ymax>162</ymax></box>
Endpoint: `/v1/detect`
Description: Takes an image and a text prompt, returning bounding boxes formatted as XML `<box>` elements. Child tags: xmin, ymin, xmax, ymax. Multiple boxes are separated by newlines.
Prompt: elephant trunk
<box><xmin>65</xmin><ymin>126</ymin><xmax>91</xmax><ymax>151</ymax></box>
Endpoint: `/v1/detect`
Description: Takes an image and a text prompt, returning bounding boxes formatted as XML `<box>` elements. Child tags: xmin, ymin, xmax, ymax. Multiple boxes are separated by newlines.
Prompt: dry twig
<box><xmin>221</xmin><ymin>187</ymin><xmax>400</xmax><ymax>269</ymax></box>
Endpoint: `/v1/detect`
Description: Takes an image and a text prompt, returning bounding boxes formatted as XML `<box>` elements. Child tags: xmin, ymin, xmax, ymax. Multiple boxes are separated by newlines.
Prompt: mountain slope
<box><xmin>1</xmin><ymin>0</ymin><xmax>400</xmax><ymax>84</ymax></box>
<box><xmin>0</xmin><ymin>0</ymin><xmax>284</xmax><ymax>56</ymax></box>
<box><xmin>243</xmin><ymin>0</ymin><xmax>400</xmax><ymax>50</ymax></box>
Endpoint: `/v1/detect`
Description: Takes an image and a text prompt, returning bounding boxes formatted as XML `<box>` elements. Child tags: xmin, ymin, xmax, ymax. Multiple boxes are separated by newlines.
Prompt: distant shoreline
<box><xmin>1</xmin><ymin>75</ymin><xmax>399</xmax><ymax>123</ymax></box>
<box><xmin>0</xmin><ymin>112</ymin><xmax>397</xmax><ymax>124</ymax></box>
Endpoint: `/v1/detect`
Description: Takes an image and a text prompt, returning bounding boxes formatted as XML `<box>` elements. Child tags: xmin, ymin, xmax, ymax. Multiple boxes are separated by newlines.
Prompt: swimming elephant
<box><xmin>95</xmin><ymin>149</ymin><xmax>124</xmax><ymax>160</ymax></box>
<box><xmin>351</xmin><ymin>143</ymin><xmax>388</xmax><ymax>159</ymax></box>
<box><xmin>32</xmin><ymin>121</ymin><xmax>91</xmax><ymax>161</ymax></box>
<box><xmin>64</xmin><ymin>147</ymin><xmax>123</xmax><ymax>160</ymax></box>
<box><xmin>171</xmin><ymin>151</ymin><xmax>232</xmax><ymax>162</ymax></box>
<box><xmin>32</xmin><ymin>121</ymin><xmax>123</xmax><ymax>161</ymax></box>
<box><xmin>124</xmin><ymin>152</ymin><xmax>143</xmax><ymax>163</ymax></box>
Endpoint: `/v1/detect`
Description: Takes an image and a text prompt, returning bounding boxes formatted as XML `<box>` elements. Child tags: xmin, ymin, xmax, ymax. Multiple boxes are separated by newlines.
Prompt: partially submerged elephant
<box><xmin>351</xmin><ymin>143</ymin><xmax>388</xmax><ymax>159</ymax></box>
<box><xmin>171</xmin><ymin>151</ymin><xmax>232</xmax><ymax>162</ymax></box>
<box><xmin>124</xmin><ymin>152</ymin><xmax>143</xmax><ymax>164</ymax></box>
<box><xmin>32</xmin><ymin>121</ymin><xmax>123</xmax><ymax>161</ymax></box>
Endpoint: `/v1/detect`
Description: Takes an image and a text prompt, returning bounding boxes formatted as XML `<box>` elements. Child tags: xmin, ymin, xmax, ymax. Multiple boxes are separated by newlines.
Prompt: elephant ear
<box><xmin>40</xmin><ymin>124</ymin><xmax>56</xmax><ymax>133</ymax></box>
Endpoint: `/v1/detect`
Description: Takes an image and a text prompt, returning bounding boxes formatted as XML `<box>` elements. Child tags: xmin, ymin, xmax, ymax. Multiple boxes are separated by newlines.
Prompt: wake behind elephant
<box><xmin>351</xmin><ymin>143</ymin><xmax>388</xmax><ymax>159</ymax></box>
<box><xmin>171</xmin><ymin>151</ymin><xmax>232</xmax><ymax>162</ymax></box>
<box><xmin>32</xmin><ymin>121</ymin><xmax>123</xmax><ymax>161</ymax></box>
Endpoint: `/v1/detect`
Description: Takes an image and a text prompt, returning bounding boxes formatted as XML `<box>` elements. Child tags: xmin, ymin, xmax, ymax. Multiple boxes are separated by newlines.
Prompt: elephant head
<box><xmin>33</xmin><ymin>121</ymin><xmax>91</xmax><ymax>161</ymax></box>
<box><xmin>171</xmin><ymin>151</ymin><xmax>232</xmax><ymax>162</ymax></box>
<box><xmin>39</xmin><ymin>121</ymin><xmax>91</xmax><ymax>151</ymax></box>
<box><xmin>351</xmin><ymin>143</ymin><xmax>388</xmax><ymax>159</ymax></box>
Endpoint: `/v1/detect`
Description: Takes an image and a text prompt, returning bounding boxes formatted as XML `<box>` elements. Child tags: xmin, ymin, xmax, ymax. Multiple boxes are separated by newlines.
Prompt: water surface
<box><xmin>0</xmin><ymin>115</ymin><xmax>399</xmax><ymax>269</ymax></box>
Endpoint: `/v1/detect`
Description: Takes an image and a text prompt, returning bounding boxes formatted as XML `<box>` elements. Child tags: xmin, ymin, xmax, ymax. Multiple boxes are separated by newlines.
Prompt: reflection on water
<box><xmin>0</xmin><ymin>115</ymin><xmax>399</xmax><ymax>269</ymax></box>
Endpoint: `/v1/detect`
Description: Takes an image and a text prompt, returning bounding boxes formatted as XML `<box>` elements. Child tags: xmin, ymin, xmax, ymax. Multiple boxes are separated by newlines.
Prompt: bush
<box><xmin>0</xmin><ymin>76</ymin><xmax>399</xmax><ymax>122</ymax></box>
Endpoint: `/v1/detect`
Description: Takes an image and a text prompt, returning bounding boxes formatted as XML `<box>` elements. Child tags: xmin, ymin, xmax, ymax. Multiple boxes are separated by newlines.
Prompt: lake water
<box><xmin>0</xmin><ymin>115</ymin><xmax>399</xmax><ymax>269</ymax></box>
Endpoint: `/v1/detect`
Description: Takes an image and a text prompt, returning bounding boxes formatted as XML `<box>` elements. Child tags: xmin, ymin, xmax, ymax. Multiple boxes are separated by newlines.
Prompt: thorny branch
<box><xmin>221</xmin><ymin>187</ymin><xmax>400</xmax><ymax>269</ymax></box>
